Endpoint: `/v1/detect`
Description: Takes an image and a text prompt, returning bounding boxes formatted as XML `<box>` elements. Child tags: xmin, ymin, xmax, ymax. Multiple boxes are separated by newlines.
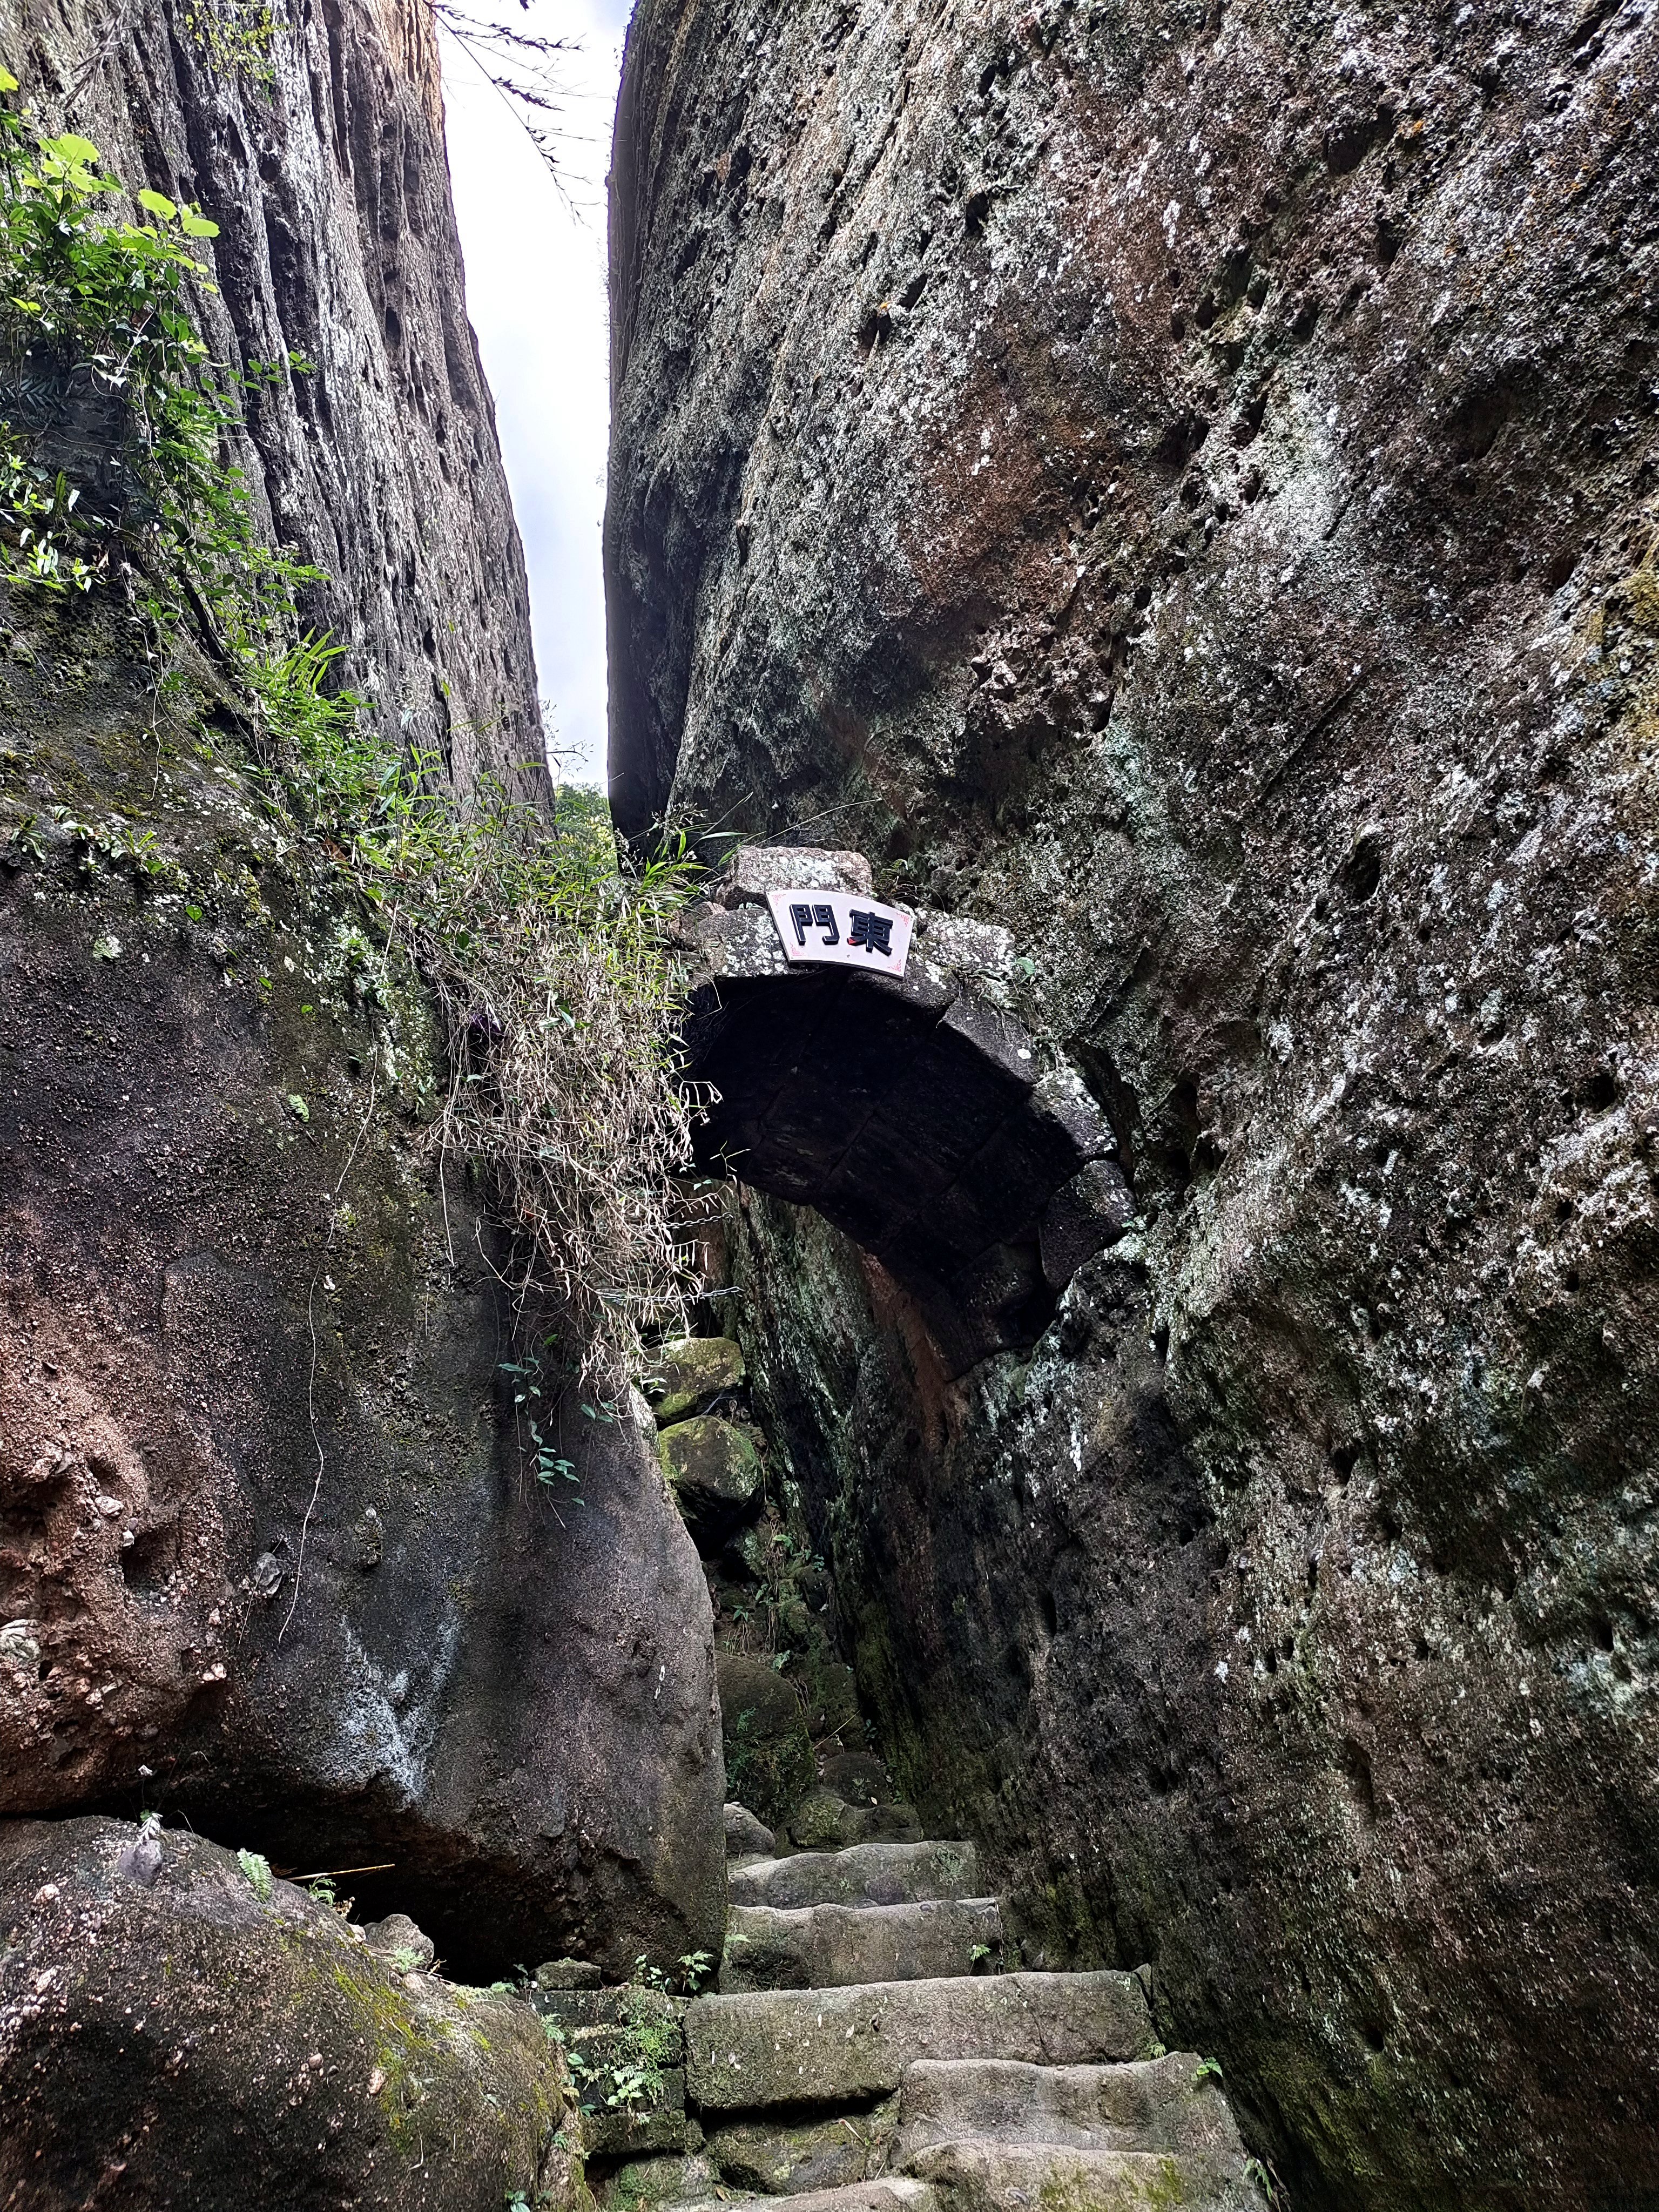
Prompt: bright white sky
<box><xmin>438</xmin><ymin>0</ymin><xmax>634</xmax><ymax>788</ymax></box>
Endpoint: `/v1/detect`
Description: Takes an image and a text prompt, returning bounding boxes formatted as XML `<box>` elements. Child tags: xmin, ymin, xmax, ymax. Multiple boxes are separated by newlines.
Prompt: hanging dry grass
<box><xmin>281</xmin><ymin>710</ymin><xmax>706</xmax><ymax>1398</ymax></box>
<box><xmin>419</xmin><ymin>800</ymin><xmax>705</xmax><ymax>1392</ymax></box>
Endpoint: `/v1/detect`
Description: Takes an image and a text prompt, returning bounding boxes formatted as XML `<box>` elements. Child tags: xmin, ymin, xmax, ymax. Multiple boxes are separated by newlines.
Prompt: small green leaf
<box><xmin>43</xmin><ymin>131</ymin><xmax>100</xmax><ymax>166</ymax></box>
<box><xmin>179</xmin><ymin>206</ymin><xmax>219</xmax><ymax>238</ymax></box>
<box><xmin>136</xmin><ymin>187</ymin><xmax>177</xmax><ymax>220</ymax></box>
<box><xmin>0</xmin><ymin>65</ymin><xmax>19</xmax><ymax>92</ymax></box>
<box><xmin>185</xmin><ymin>902</ymin><xmax>203</xmax><ymax>921</ymax></box>
<box><xmin>286</xmin><ymin>1093</ymin><xmax>309</xmax><ymax>1122</ymax></box>
<box><xmin>91</xmin><ymin>933</ymin><xmax>120</xmax><ymax>961</ymax></box>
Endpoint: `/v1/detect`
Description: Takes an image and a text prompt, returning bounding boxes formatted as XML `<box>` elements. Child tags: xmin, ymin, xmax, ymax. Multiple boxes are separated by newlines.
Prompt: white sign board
<box><xmin>765</xmin><ymin>888</ymin><xmax>914</xmax><ymax>978</ymax></box>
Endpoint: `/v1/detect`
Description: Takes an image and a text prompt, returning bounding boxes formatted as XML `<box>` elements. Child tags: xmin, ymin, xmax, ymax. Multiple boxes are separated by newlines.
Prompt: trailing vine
<box><xmin>0</xmin><ymin>72</ymin><xmax>703</xmax><ymax>1397</ymax></box>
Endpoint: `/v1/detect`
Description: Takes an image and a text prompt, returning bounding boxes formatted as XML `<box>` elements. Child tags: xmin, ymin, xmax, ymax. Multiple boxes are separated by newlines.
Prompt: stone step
<box><xmin>893</xmin><ymin>2055</ymin><xmax>1247</xmax><ymax>2162</ymax></box>
<box><xmin>686</xmin><ymin>1971</ymin><xmax>1156</xmax><ymax>2113</ymax></box>
<box><xmin>672</xmin><ymin>2183</ymin><xmax>937</xmax><ymax>2212</ymax></box>
<box><xmin>595</xmin><ymin>2152</ymin><xmax>721</xmax><ymax>2209</ymax></box>
<box><xmin>900</xmin><ymin>2138</ymin><xmax>1255</xmax><ymax>2212</ymax></box>
<box><xmin>729</xmin><ymin>1842</ymin><xmax>983</xmax><ymax>1912</ymax></box>
<box><xmin>723</xmin><ymin>1899</ymin><xmax>1002</xmax><ymax>1992</ymax></box>
<box><xmin>705</xmin><ymin>2103</ymin><xmax>898</xmax><ymax>2195</ymax></box>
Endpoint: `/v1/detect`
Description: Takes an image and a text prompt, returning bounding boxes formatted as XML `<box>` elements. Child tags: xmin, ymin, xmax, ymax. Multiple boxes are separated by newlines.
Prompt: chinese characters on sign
<box><xmin>764</xmin><ymin>888</ymin><xmax>914</xmax><ymax>977</ymax></box>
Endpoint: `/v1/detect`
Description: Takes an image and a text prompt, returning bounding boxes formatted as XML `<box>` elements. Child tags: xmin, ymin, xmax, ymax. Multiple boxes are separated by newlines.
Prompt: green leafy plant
<box><xmin>500</xmin><ymin>1343</ymin><xmax>579</xmax><ymax>1493</ymax></box>
<box><xmin>237</xmin><ymin>1847</ymin><xmax>273</xmax><ymax>1903</ymax></box>
<box><xmin>563</xmin><ymin>1957</ymin><xmax>705</xmax><ymax>2118</ymax></box>
<box><xmin>0</xmin><ymin>88</ymin><xmax>220</xmax><ymax>599</ymax></box>
<box><xmin>1195</xmin><ymin>2056</ymin><xmax>1224</xmax><ymax>2085</ymax></box>
<box><xmin>677</xmin><ymin>1950</ymin><xmax>714</xmax><ymax>1995</ymax></box>
<box><xmin>1244</xmin><ymin>2157</ymin><xmax>1281</xmax><ymax>2204</ymax></box>
<box><xmin>180</xmin><ymin>0</ymin><xmax>276</xmax><ymax>83</ymax></box>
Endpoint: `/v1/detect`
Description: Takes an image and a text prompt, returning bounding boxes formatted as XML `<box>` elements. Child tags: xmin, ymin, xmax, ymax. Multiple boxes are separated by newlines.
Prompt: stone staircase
<box><xmin>554</xmin><ymin>1815</ymin><xmax>1259</xmax><ymax>2212</ymax></box>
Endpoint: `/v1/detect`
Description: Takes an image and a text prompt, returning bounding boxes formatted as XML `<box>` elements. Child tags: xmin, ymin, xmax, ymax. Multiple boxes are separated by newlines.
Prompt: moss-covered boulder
<box><xmin>0</xmin><ymin>1815</ymin><xmax>586</xmax><ymax>2211</ymax></box>
<box><xmin>644</xmin><ymin>1337</ymin><xmax>745</xmax><ymax>1425</ymax></box>
<box><xmin>716</xmin><ymin>1653</ymin><xmax>814</xmax><ymax>1830</ymax></box>
<box><xmin>788</xmin><ymin>1789</ymin><xmax>923</xmax><ymax>1852</ymax></box>
<box><xmin>660</xmin><ymin>1415</ymin><xmax>764</xmax><ymax>1536</ymax></box>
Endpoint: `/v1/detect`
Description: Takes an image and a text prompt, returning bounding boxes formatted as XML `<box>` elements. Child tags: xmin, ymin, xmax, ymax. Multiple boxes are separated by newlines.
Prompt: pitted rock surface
<box><xmin>611</xmin><ymin>0</ymin><xmax>1659</xmax><ymax>2199</ymax></box>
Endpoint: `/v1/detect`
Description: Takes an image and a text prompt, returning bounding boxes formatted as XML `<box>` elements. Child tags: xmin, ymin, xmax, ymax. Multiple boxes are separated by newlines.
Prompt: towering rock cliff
<box><xmin>0</xmin><ymin>0</ymin><xmax>724</xmax><ymax>2026</ymax></box>
<box><xmin>609</xmin><ymin>0</ymin><xmax>1659</xmax><ymax>2204</ymax></box>
<box><xmin>0</xmin><ymin>0</ymin><xmax>541</xmax><ymax>794</ymax></box>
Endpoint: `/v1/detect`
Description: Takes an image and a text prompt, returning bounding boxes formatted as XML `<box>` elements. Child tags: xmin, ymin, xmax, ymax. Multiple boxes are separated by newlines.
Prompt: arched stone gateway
<box><xmin>675</xmin><ymin>849</ymin><xmax>1134</xmax><ymax>1375</ymax></box>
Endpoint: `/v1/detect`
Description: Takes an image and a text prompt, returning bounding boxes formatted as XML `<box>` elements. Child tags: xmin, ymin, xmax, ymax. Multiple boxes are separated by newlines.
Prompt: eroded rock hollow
<box><xmin>608</xmin><ymin>0</ymin><xmax>1659</xmax><ymax>2203</ymax></box>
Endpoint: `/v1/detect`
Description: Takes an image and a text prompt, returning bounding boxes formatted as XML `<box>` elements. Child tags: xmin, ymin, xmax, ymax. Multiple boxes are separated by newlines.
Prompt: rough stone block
<box><xmin>728</xmin><ymin>1842</ymin><xmax>983</xmax><ymax>1912</ymax></box>
<box><xmin>725</xmin><ymin>1801</ymin><xmax>777</xmax><ymax>1861</ymax></box>
<box><xmin>900</xmin><ymin>2139</ymin><xmax>1254</xmax><ymax>2212</ymax></box>
<box><xmin>725</xmin><ymin>847</ymin><xmax>875</xmax><ymax>902</ymax></box>
<box><xmin>718</xmin><ymin>1654</ymin><xmax>815</xmax><ymax>1831</ymax></box>
<box><xmin>538</xmin><ymin>1957</ymin><xmax>604</xmax><ymax>1990</ymax></box>
<box><xmin>532</xmin><ymin>1985</ymin><xmax>685</xmax><ymax>2050</ymax></box>
<box><xmin>708</xmin><ymin>2104</ymin><xmax>898</xmax><ymax>2195</ymax></box>
<box><xmin>1038</xmin><ymin>1161</ymin><xmax>1137</xmax><ymax>1291</ymax></box>
<box><xmin>677</xmin><ymin>2183</ymin><xmax>935</xmax><ymax>2212</ymax></box>
<box><xmin>787</xmin><ymin>1790</ymin><xmax>923</xmax><ymax>1852</ymax></box>
<box><xmin>913</xmin><ymin>914</ymin><xmax>1015</xmax><ymax>987</ymax></box>
<box><xmin>581</xmin><ymin>2073</ymin><xmax>688</xmax><ymax>2161</ymax></box>
<box><xmin>661</xmin><ymin>1417</ymin><xmax>764</xmax><ymax>1533</ymax></box>
<box><xmin>1028</xmin><ymin>1068</ymin><xmax>1117</xmax><ymax>1165</ymax></box>
<box><xmin>723</xmin><ymin>1897</ymin><xmax>1003</xmax><ymax>1992</ymax></box>
<box><xmin>893</xmin><ymin>2055</ymin><xmax>1249</xmax><ymax>2161</ymax></box>
<box><xmin>0</xmin><ymin>1817</ymin><xmax>579</xmax><ymax>2207</ymax></box>
<box><xmin>595</xmin><ymin>2151</ymin><xmax>719</xmax><ymax>2209</ymax></box>
<box><xmin>938</xmin><ymin>996</ymin><xmax>1039</xmax><ymax>1095</ymax></box>
<box><xmin>645</xmin><ymin>1337</ymin><xmax>746</xmax><ymax>1425</ymax></box>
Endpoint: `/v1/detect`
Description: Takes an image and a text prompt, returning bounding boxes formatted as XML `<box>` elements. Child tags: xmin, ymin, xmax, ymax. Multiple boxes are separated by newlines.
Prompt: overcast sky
<box><xmin>439</xmin><ymin>0</ymin><xmax>634</xmax><ymax>788</ymax></box>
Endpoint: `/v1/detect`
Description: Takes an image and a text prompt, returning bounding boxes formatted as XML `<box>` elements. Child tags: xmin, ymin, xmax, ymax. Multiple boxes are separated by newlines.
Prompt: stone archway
<box><xmin>675</xmin><ymin>849</ymin><xmax>1134</xmax><ymax>1375</ymax></box>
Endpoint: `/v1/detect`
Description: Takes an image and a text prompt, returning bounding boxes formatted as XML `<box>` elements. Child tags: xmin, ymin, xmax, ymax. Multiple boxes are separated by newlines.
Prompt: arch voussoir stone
<box><xmin>675</xmin><ymin>851</ymin><xmax>1136</xmax><ymax>1374</ymax></box>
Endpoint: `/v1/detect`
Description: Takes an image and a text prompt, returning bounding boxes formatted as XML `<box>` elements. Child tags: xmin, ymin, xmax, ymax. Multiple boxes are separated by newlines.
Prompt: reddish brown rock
<box><xmin>0</xmin><ymin>637</ymin><xmax>725</xmax><ymax>1980</ymax></box>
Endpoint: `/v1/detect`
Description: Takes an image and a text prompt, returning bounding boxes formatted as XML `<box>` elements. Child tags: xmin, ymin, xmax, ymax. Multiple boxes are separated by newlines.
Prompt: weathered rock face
<box><xmin>0</xmin><ymin>0</ymin><xmax>726</xmax><ymax>1990</ymax></box>
<box><xmin>0</xmin><ymin>0</ymin><xmax>544</xmax><ymax>798</ymax></box>
<box><xmin>0</xmin><ymin>1815</ymin><xmax>585</xmax><ymax>2209</ymax></box>
<box><xmin>610</xmin><ymin>1</ymin><xmax>1659</xmax><ymax>2203</ymax></box>
<box><xmin>0</xmin><ymin>564</ymin><xmax>721</xmax><ymax>1978</ymax></box>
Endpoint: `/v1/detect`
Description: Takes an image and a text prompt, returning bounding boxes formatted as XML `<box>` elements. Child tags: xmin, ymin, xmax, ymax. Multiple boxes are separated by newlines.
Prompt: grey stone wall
<box><xmin>610</xmin><ymin>1</ymin><xmax>1659</xmax><ymax>2202</ymax></box>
